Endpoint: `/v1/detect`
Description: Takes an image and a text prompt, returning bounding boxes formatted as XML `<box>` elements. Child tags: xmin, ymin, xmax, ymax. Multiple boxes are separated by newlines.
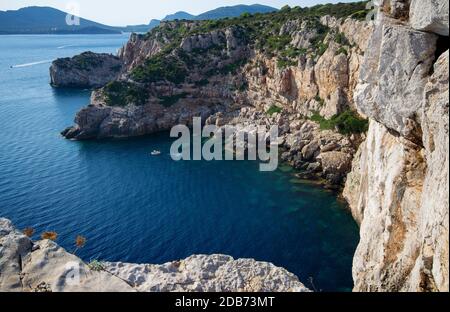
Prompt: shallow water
<box><xmin>0</xmin><ymin>34</ymin><xmax>359</xmax><ymax>291</ymax></box>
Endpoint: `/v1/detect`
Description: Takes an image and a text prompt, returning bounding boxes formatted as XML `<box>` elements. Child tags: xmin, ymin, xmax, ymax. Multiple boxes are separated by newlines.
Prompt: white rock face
<box><xmin>0</xmin><ymin>218</ymin><xmax>309</xmax><ymax>292</ymax></box>
<box><xmin>0</xmin><ymin>219</ymin><xmax>32</xmax><ymax>291</ymax></box>
<box><xmin>406</xmin><ymin>51</ymin><xmax>449</xmax><ymax>292</ymax></box>
<box><xmin>345</xmin><ymin>5</ymin><xmax>449</xmax><ymax>291</ymax></box>
<box><xmin>410</xmin><ymin>0</ymin><xmax>449</xmax><ymax>36</ymax></box>
<box><xmin>0</xmin><ymin>218</ymin><xmax>134</xmax><ymax>292</ymax></box>
<box><xmin>104</xmin><ymin>255</ymin><xmax>310</xmax><ymax>292</ymax></box>
<box><xmin>347</xmin><ymin>120</ymin><xmax>427</xmax><ymax>291</ymax></box>
<box><xmin>355</xmin><ymin>22</ymin><xmax>438</xmax><ymax>141</ymax></box>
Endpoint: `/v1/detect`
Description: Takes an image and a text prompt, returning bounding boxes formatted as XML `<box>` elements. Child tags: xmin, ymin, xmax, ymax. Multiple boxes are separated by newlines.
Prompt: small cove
<box><xmin>0</xmin><ymin>34</ymin><xmax>359</xmax><ymax>291</ymax></box>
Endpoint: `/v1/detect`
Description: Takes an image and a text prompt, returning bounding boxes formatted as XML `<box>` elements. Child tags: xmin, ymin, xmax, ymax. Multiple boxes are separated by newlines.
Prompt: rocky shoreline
<box><xmin>7</xmin><ymin>1</ymin><xmax>447</xmax><ymax>292</ymax></box>
<box><xmin>56</xmin><ymin>8</ymin><xmax>374</xmax><ymax>189</ymax></box>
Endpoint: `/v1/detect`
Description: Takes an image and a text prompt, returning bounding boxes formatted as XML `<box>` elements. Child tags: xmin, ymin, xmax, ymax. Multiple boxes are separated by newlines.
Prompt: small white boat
<box><xmin>150</xmin><ymin>150</ymin><xmax>161</xmax><ymax>156</ymax></box>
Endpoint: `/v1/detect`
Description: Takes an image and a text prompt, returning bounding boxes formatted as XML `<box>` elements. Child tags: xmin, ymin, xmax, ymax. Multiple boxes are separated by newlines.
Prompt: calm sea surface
<box><xmin>0</xmin><ymin>34</ymin><xmax>359</xmax><ymax>291</ymax></box>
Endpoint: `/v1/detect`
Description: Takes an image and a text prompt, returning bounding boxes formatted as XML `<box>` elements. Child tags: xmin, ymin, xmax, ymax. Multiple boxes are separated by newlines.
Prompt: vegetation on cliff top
<box><xmin>54</xmin><ymin>52</ymin><xmax>119</xmax><ymax>71</ymax></box>
<box><xmin>103</xmin><ymin>81</ymin><xmax>148</xmax><ymax>107</ymax></box>
<box><xmin>267</xmin><ymin>105</ymin><xmax>283</xmax><ymax>116</ymax></box>
<box><xmin>138</xmin><ymin>3</ymin><xmax>361</xmax><ymax>73</ymax></box>
<box><xmin>131</xmin><ymin>54</ymin><xmax>187</xmax><ymax>84</ymax></box>
<box><xmin>104</xmin><ymin>1</ymin><xmax>369</xmax><ymax>106</ymax></box>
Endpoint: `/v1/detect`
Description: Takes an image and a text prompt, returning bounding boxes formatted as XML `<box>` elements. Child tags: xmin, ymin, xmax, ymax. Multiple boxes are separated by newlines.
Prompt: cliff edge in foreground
<box><xmin>0</xmin><ymin>218</ymin><xmax>309</xmax><ymax>292</ymax></box>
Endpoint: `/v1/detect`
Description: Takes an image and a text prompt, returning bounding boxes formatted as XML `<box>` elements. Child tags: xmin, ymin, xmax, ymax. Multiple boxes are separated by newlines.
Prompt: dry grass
<box><xmin>41</xmin><ymin>231</ymin><xmax>58</xmax><ymax>241</ymax></box>
<box><xmin>75</xmin><ymin>235</ymin><xmax>86</xmax><ymax>248</ymax></box>
<box><xmin>23</xmin><ymin>227</ymin><xmax>35</xmax><ymax>238</ymax></box>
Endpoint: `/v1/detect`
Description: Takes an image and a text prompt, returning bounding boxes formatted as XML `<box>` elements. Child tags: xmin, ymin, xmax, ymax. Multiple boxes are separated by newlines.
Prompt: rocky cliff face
<box><xmin>60</xmin><ymin>9</ymin><xmax>372</xmax><ymax>140</ymax></box>
<box><xmin>50</xmin><ymin>52</ymin><xmax>123</xmax><ymax>88</ymax></box>
<box><xmin>0</xmin><ymin>218</ymin><xmax>309</xmax><ymax>292</ymax></box>
<box><xmin>49</xmin><ymin>1</ymin><xmax>449</xmax><ymax>292</ymax></box>
<box><xmin>59</xmin><ymin>5</ymin><xmax>372</xmax><ymax>187</ymax></box>
<box><xmin>343</xmin><ymin>0</ymin><xmax>449</xmax><ymax>292</ymax></box>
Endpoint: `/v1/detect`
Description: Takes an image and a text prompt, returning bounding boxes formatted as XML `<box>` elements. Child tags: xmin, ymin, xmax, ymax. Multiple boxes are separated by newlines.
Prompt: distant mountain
<box><xmin>148</xmin><ymin>19</ymin><xmax>162</xmax><ymax>29</ymax></box>
<box><xmin>120</xmin><ymin>19</ymin><xmax>161</xmax><ymax>33</ymax></box>
<box><xmin>0</xmin><ymin>4</ymin><xmax>278</xmax><ymax>35</ymax></box>
<box><xmin>162</xmin><ymin>11</ymin><xmax>195</xmax><ymax>21</ymax></box>
<box><xmin>196</xmin><ymin>4</ymin><xmax>277</xmax><ymax>20</ymax></box>
<box><xmin>132</xmin><ymin>4</ymin><xmax>278</xmax><ymax>32</ymax></box>
<box><xmin>0</xmin><ymin>6</ymin><xmax>120</xmax><ymax>34</ymax></box>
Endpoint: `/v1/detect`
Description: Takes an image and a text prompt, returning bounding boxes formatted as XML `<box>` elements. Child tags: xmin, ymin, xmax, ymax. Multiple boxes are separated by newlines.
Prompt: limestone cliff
<box><xmin>61</xmin><ymin>14</ymin><xmax>371</xmax><ymax>141</ymax></box>
<box><xmin>50</xmin><ymin>52</ymin><xmax>123</xmax><ymax>88</ymax></box>
<box><xmin>343</xmin><ymin>0</ymin><xmax>449</xmax><ymax>292</ymax></box>
<box><xmin>49</xmin><ymin>1</ymin><xmax>450</xmax><ymax>292</ymax></box>
<box><xmin>0</xmin><ymin>218</ymin><xmax>309</xmax><ymax>292</ymax></box>
<box><xmin>59</xmin><ymin>4</ymin><xmax>372</xmax><ymax>187</ymax></box>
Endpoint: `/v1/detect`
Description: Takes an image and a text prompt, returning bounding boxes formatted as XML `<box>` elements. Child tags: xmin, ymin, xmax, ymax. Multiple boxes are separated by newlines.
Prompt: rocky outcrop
<box><xmin>0</xmin><ymin>218</ymin><xmax>134</xmax><ymax>292</ymax></box>
<box><xmin>410</xmin><ymin>0</ymin><xmax>449</xmax><ymax>36</ymax></box>
<box><xmin>50</xmin><ymin>52</ymin><xmax>123</xmax><ymax>89</ymax></box>
<box><xmin>344</xmin><ymin>1</ymin><xmax>449</xmax><ymax>292</ymax></box>
<box><xmin>61</xmin><ymin>98</ymin><xmax>223</xmax><ymax>140</ymax></box>
<box><xmin>60</xmin><ymin>13</ymin><xmax>372</xmax><ymax>142</ymax></box>
<box><xmin>204</xmin><ymin>106</ymin><xmax>363</xmax><ymax>187</ymax></box>
<box><xmin>354</xmin><ymin>21</ymin><xmax>438</xmax><ymax>142</ymax></box>
<box><xmin>0</xmin><ymin>218</ymin><xmax>309</xmax><ymax>292</ymax></box>
<box><xmin>104</xmin><ymin>255</ymin><xmax>309</xmax><ymax>292</ymax></box>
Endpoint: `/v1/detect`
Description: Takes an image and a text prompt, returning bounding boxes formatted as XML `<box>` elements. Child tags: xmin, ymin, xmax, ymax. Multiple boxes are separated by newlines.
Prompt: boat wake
<box><xmin>10</xmin><ymin>60</ymin><xmax>53</xmax><ymax>68</ymax></box>
<box><xmin>57</xmin><ymin>44</ymin><xmax>76</xmax><ymax>49</ymax></box>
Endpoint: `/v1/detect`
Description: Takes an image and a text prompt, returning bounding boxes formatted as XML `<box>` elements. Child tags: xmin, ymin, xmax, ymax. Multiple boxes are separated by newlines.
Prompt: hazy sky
<box><xmin>0</xmin><ymin>0</ymin><xmax>356</xmax><ymax>26</ymax></box>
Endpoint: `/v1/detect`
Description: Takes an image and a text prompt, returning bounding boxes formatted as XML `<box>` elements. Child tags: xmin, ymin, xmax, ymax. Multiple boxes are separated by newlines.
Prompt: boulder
<box><xmin>104</xmin><ymin>255</ymin><xmax>310</xmax><ymax>292</ymax></box>
<box><xmin>410</xmin><ymin>0</ymin><xmax>449</xmax><ymax>36</ymax></box>
<box><xmin>21</xmin><ymin>239</ymin><xmax>135</xmax><ymax>292</ymax></box>
<box><xmin>318</xmin><ymin>151</ymin><xmax>353</xmax><ymax>176</ymax></box>
<box><xmin>301</xmin><ymin>140</ymin><xmax>320</xmax><ymax>161</ymax></box>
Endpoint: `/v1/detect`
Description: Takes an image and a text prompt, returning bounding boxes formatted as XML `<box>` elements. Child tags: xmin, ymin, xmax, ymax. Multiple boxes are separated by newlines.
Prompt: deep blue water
<box><xmin>0</xmin><ymin>34</ymin><xmax>359</xmax><ymax>292</ymax></box>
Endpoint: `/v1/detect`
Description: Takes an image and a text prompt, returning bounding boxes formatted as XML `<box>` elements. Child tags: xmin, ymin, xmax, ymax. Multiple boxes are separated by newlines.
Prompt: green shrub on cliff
<box><xmin>54</xmin><ymin>52</ymin><xmax>106</xmax><ymax>70</ymax></box>
<box><xmin>335</xmin><ymin>47</ymin><xmax>348</xmax><ymax>56</ymax></box>
<box><xmin>311</xmin><ymin>110</ymin><xmax>368</xmax><ymax>134</ymax></box>
<box><xmin>158</xmin><ymin>93</ymin><xmax>188</xmax><ymax>107</ymax></box>
<box><xmin>277</xmin><ymin>58</ymin><xmax>298</xmax><ymax>69</ymax></box>
<box><xmin>302</xmin><ymin>2</ymin><xmax>370</xmax><ymax>19</ymax></box>
<box><xmin>103</xmin><ymin>81</ymin><xmax>148</xmax><ymax>107</ymax></box>
<box><xmin>131</xmin><ymin>54</ymin><xmax>187</xmax><ymax>84</ymax></box>
<box><xmin>334</xmin><ymin>32</ymin><xmax>350</xmax><ymax>46</ymax></box>
<box><xmin>129</xmin><ymin>2</ymin><xmax>370</xmax><ymax>87</ymax></box>
<box><xmin>267</xmin><ymin>105</ymin><xmax>282</xmax><ymax>116</ymax></box>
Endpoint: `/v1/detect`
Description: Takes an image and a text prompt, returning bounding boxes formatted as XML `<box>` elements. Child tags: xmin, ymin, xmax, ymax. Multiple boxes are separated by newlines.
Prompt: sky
<box><xmin>0</xmin><ymin>0</ymin><xmax>356</xmax><ymax>26</ymax></box>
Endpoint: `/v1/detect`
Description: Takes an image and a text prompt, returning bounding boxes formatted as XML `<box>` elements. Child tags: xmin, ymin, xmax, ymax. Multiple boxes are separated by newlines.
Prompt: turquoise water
<box><xmin>0</xmin><ymin>34</ymin><xmax>359</xmax><ymax>292</ymax></box>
